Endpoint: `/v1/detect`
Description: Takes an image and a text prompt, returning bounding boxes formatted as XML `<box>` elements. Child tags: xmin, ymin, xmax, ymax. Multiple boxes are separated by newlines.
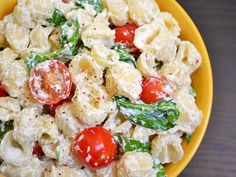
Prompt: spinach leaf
<box><xmin>26</xmin><ymin>18</ymin><xmax>80</xmax><ymax>69</ymax></box>
<box><xmin>156</xmin><ymin>60</ymin><xmax>163</xmax><ymax>71</ymax></box>
<box><xmin>113</xmin><ymin>96</ymin><xmax>180</xmax><ymax>131</ymax></box>
<box><xmin>185</xmin><ymin>133</ymin><xmax>192</xmax><ymax>144</ymax></box>
<box><xmin>153</xmin><ymin>163</ymin><xmax>166</xmax><ymax>177</ymax></box>
<box><xmin>111</xmin><ymin>44</ymin><xmax>136</xmax><ymax>67</ymax></box>
<box><xmin>0</xmin><ymin>120</ymin><xmax>14</xmax><ymax>142</ymax></box>
<box><xmin>47</xmin><ymin>9</ymin><xmax>67</xmax><ymax>26</ymax></box>
<box><xmin>189</xmin><ymin>86</ymin><xmax>197</xmax><ymax>98</ymax></box>
<box><xmin>76</xmin><ymin>0</ymin><xmax>104</xmax><ymax>13</ymax></box>
<box><xmin>114</xmin><ymin>134</ymin><xmax>151</xmax><ymax>155</ymax></box>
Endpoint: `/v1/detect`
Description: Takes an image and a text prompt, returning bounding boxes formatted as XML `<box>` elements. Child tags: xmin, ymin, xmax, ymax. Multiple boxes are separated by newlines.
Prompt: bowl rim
<box><xmin>166</xmin><ymin>0</ymin><xmax>213</xmax><ymax>176</ymax></box>
<box><xmin>0</xmin><ymin>0</ymin><xmax>213</xmax><ymax>177</ymax></box>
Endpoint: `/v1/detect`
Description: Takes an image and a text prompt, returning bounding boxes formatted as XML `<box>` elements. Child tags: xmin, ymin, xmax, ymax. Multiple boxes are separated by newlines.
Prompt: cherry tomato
<box><xmin>140</xmin><ymin>77</ymin><xmax>173</xmax><ymax>104</ymax></box>
<box><xmin>29</xmin><ymin>60</ymin><xmax>72</xmax><ymax>105</ymax></box>
<box><xmin>48</xmin><ymin>84</ymin><xmax>76</xmax><ymax>117</ymax></box>
<box><xmin>62</xmin><ymin>0</ymin><xmax>69</xmax><ymax>3</ymax></box>
<box><xmin>32</xmin><ymin>142</ymin><xmax>44</xmax><ymax>157</ymax></box>
<box><xmin>72</xmin><ymin>127</ymin><xmax>117</xmax><ymax>170</ymax></box>
<box><xmin>0</xmin><ymin>81</ymin><xmax>8</xmax><ymax>97</ymax></box>
<box><xmin>115</xmin><ymin>23</ymin><xmax>139</xmax><ymax>53</ymax></box>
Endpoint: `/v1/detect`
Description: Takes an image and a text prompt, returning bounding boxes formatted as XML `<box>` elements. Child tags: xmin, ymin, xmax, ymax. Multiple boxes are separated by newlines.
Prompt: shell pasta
<box><xmin>0</xmin><ymin>0</ymin><xmax>202</xmax><ymax>176</ymax></box>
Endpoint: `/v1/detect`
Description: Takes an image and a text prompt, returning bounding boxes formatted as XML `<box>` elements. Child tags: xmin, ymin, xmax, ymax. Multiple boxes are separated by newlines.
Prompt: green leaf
<box><xmin>26</xmin><ymin>18</ymin><xmax>81</xmax><ymax>69</ymax></box>
<box><xmin>59</xmin><ymin>18</ymin><xmax>80</xmax><ymax>48</ymax></box>
<box><xmin>113</xmin><ymin>96</ymin><xmax>180</xmax><ymax>131</ymax></box>
<box><xmin>26</xmin><ymin>52</ymin><xmax>58</xmax><ymax>70</ymax></box>
<box><xmin>47</xmin><ymin>9</ymin><xmax>67</xmax><ymax>26</ymax></box>
<box><xmin>76</xmin><ymin>0</ymin><xmax>104</xmax><ymax>13</ymax></box>
<box><xmin>153</xmin><ymin>163</ymin><xmax>166</xmax><ymax>177</ymax></box>
<box><xmin>185</xmin><ymin>133</ymin><xmax>192</xmax><ymax>144</ymax></box>
<box><xmin>111</xmin><ymin>44</ymin><xmax>136</xmax><ymax>67</ymax></box>
<box><xmin>156</xmin><ymin>61</ymin><xmax>163</xmax><ymax>71</ymax></box>
<box><xmin>189</xmin><ymin>86</ymin><xmax>197</xmax><ymax>97</ymax></box>
<box><xmin>113</xmin><ymin>134</ymin><xmax>151</xmax><ymax>155</ymax></box>
<box><xmin>0</xmin><ymin>120</ymin><xmax>14</xmax><ymax>142</ymax></box>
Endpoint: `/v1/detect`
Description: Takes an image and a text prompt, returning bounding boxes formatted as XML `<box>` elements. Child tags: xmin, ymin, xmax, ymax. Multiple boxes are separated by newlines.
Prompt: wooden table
<box><xmin>177</xmin><ymin>0</ymin><xmax>236</xmax><ymax>176</ymax></box>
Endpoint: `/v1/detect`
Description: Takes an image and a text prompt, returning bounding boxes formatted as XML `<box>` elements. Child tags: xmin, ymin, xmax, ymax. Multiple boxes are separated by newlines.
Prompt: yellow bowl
<box><xmin>0</xmin><ymin>0</ymin><xmax>213</xmax><ymax>176</ymax></box>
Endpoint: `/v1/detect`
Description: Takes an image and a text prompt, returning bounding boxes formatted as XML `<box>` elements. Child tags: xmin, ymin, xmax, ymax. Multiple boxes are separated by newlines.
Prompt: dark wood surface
<box><xmin>177</xmin><ymin>0</ymin><xmax>236</xmax><ymax>177</ymax></box>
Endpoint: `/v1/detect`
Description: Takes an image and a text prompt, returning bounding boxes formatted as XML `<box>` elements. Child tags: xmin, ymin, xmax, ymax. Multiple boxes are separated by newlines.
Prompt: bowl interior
<box><xmin>0</xmin><ymin>0</ymin><xmax>213</xmax><ymax>176</ymax></box>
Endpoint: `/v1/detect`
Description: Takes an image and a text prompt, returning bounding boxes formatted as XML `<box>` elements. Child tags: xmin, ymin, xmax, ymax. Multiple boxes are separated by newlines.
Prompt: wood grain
<box><xmin>177</xmin><ymin>0</ymin><xmax>236</xmax><ymax>176</ymax></box>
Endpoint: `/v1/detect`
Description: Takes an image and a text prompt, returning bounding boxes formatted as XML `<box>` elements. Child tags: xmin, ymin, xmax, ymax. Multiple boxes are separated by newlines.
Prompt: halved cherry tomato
<box><xmin>140</xmin><ymin>77</ymin><xmax>173</xmax><ymax>104</ymax></box>
<box><xmin>72</xmin><ymin>127</ymin><xmax>117</xmax><ymax>170</ymax></box>
<box><xmin>0</xmin><ymin>81</ymin><xmax>8</xmax><ymax>97</ymax></box>
<box><xmin>32</xmin><ymin>142</ymin><xmax>44</xmax><ymax>157</ymax></box>
<box><xmin>115</xmin><ymin>23</ymin><xmax>139</xmax><ymax>53</ymax></box>
<box><xmin>62</xmin><ymin>0</ymin><xmax>69</xmax><ymax>3</ymax></box>
<box><xmin>29</xmin><ymin>60</ymin><xmax>72</xmax><ymax>105</ymax></box>
<box><xmin>48</xmin><ymin>84</ymin><xmax>76</xmax><ymax>117</ymax></box>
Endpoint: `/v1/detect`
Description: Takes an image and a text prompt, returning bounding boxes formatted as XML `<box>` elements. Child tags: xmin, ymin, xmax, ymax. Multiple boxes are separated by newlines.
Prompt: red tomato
<box><xmin>0</xmin><ymin>81</ymin><xmax>8</xmax><ymax>97</ymax></box>
<box><xmin>32</xmin><ymin>142</ymin><xmax>44</xmax><ymax>156</ymax></box>
<box><xmin>140</xmin><ymin>77</ymin><xmax>173</xmax><ymax>104</ymax></box>
<box><xmin>29</xmin><ymin>60</ymin><xmax>72</xmax><ymax>105</ymax></box>
<box><xmin>115</xmin><ymin>23</ymin><xmax>139</xmax><ymax>53</ymax></box>
<box><xmin>48</xmin><ymin>84</ymin><xmax>76</xmax><ymax>117</ymax></box>
<box><xmin>72</xmin><ymin>127</ymin><xmax>117</xmax><ymax>170</ymax></box>
<box><xmin>62</xmin><ymin>0</ymin><xmax>69</xmax><ymax>3</ymax></box>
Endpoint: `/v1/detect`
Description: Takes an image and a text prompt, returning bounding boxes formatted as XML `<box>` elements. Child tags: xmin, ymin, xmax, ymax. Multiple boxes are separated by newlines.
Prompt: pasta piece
<box><xmin>151</xmin><ymin>134</ymin><xmax>184</xmax><ymax>164</ymax></box>
<box><xmin>44</xmin><ymin>165</ymin><xmax>87</xmax><ymax>177</ymax></box>
<box><xmin>96</xmin><ymin>161</ymin><xmax>117</xmax><ymax>177</ymax></box>
<box><xmin>17</xmin><ymin>85</ymin><xmax>44</xmax><ymax>113</ymax></box>
<box><xmin>5</xmin><ymin>22</ymin><xmax>30</xmax><ymax>53</ymax></box>
<box><xmin>137</xmin><ymin>52</ymin><xmax>159</xmax><ymax>77</ymax></box>
<box><xmin>117</xmin><ymin>152</ymin><xmax>155</xmax><ymax>177</ymax></box>
<box><xmin>0</xmin><ymin>153</ymin><xmax>49</xmax><ymax>177</ymax></box>
<box><xmin>0</xmin><ymin>14</ymin><xmax>14</xmax><ymax>48</ymax></box>
<box><xmin>69</xmin><ymin>53</ymin><xmax>103</xmax><ymax>85</ymax></box>
<box><xmin>0</xmin><ymin>47</ymin><xmax>18</xmax><ymax>75</ymax></box>
<box><xmin>81</xmin><ymin>13</ymin><xmax>115</xmax><ymax>48</ymax></box>
<box><xmin>13</xmin><ymin>0</ymin><xmax>35</xmax><ymax>28</ymax></box>
<box><xmin>112</xmin><ymin>120</ymin><xmax>133</xmax><ymax>138</ymax></box>
<box><xmin>159</xmin><ymin>12</ymin><xmax>181</xmax><ymax>37</ymax></box>
<box><xmin>104</xmin><ymin>0</ymin><xmax>129</xmax><ymax>26</ymax></box>
<box><xmin>175</xmin><ymin>41</ymin><xmax>202</xmax><ymax>73</ymax></box>
<box><xmin>13</xmin><ymin>107</ymin><xmax>44</xmax><ymax>153</ymax></box>
<box><xmin>29</xmin><ymin>24</ymin><xmax>53</xmax><ymax>52</ymax></box>
<box><xmin>105</xmin><ymin>62</ymin><xmax>142</xmax><ymax>102</ymax></box>
<box><xmin>28</xmin><ymin>0</ymin><xmax>55</xmax><ymax>25</ymax></box>
<box><xmin>126</xmin><ymin>0</ymin><xmax>160</xmax><ymax>25</ymax></box>
<box><xmin>66</xmin><ymin>9</ymin><xmax>95</xmax><ymax>32</ymax></box>
<box><xmin>72</xmin><ymin>83</ymin><xmax>116</xmax><ymax>126</ymax></box>
<box><xmin>1</xmin><ymin>59</ymin><xmax>29</xmax><ymax>98</ymax></box>
<box><xmin>134</xmin><ymin>18</ymin><xmax>177</xmax><ymax>62</ymax></box>
<box><xmin>0</xmin><ymin>131</ymin><xmax>31</xmax><ymax>166</ymax></box>
<box><xmin>55</xmin><ymin>102</ymin><xmax>85</xmax><ymax>140</ymax></box>
<box><xmin>132</xmin><ymin>126</ymin><xmax>156</xmax><ymax>143</ymax></box>
<box><xmin>0</xmin><ymin>97</ymin><xmax>21</xmax><ymax>122</ymax></box>
<box><xmin>91</xmin><ymin>44</ymin><xmax>119</xmax><ymax>69</ymax></box>
<box><xmin>171</xmin><ymin>87</ymin><xmax>202</xmax><ymax>134</ymax></box>
<box><xmin>49</xmin><ymin>27</ymin><xmax>60</xmax><ymax>51</ymax></box>
<box><xmin>160</xmin><ymin>60</ymin><xmax>191</xmax><ymax>89</ymax></box>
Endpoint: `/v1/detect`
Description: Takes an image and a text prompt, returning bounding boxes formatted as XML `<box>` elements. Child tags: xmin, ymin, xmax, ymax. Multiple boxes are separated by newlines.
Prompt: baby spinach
<box><xmin>114</xmin><ymin>134</ymin><xmax>151</xmax><ymax>155</ymax></box>
<box><xmin>0</xmin><ymin>120</ymin><xmax>14</xmax><ymax>142</ymax></box>
<box><xmin>47</xmin><ymin>9</ymin><xmax>67</xmax><ymax>26</ymax></box>
<box><xmin>185</xmin><ymin>133</ymin><xmax>192</xmax><ymax>144</ymax></box>
<box><xmin>76</xmin><ymin>0</ymin><xmax>104</xmax><ymax>13</ymax></box>
<box><xmin>153</xmin><ymin>163</ymin><xmax>166</xmax><ymax>177</ymax></box>
<box><xmin>111</xmin><ymin>44</ymin><xmax>136</xmax><ymax>67</ymax></box>
<box><xmin>113</xmin><ymin>96</ymin><xmax>180</xmax><ymax>131</ymax></box>
<box><xmin>26</xmin><ymin>18</ymin><xmax>80</xmax><ymax>69</ymax></box>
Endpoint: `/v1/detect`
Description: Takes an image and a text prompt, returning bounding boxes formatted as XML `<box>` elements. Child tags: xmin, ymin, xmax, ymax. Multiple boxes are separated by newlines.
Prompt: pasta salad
<box><xmin>0</xmin><ymin>0</ymin><xmax>202</xmax><ymax>176</ymax></box>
